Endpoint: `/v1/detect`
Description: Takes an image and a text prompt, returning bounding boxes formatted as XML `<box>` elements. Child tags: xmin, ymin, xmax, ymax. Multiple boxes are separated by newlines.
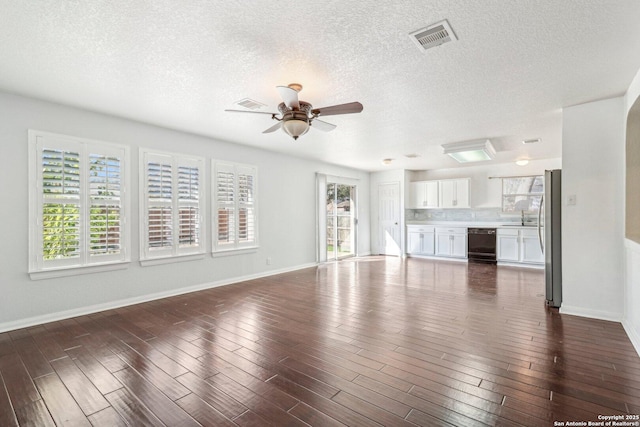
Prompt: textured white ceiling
<box><xmin>2</xmin><ymin>0</ymin><xmax>640</xmax><ymax>171</ymax></box>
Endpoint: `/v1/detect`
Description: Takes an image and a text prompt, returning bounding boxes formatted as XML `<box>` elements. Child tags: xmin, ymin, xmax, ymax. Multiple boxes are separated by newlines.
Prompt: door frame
<box><xmin>316</xmin><ymin>173</ymin><xmax>359</xmax><ymax>263</ymax></box>
<box><xmin>326</xmin><ymin>182</ymin><xmax>357</xmax><ymax>261</ymax></box>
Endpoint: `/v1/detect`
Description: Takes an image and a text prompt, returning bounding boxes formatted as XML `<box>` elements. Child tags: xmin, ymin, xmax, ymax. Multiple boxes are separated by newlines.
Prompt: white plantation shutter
<box><xmin>213</xmin><ymin>161</ymin><xmax>258</xmax><ymax>251</ymax></box>
<box><xmin>89</xmin><ymin>153</ymin><xmax>122</xmax><ymax>259</ymax></box>
<box><xmin>42</xmin><ymin>148</ymin><xmax>81</xmax><ymax>263</ymax></box>
<box><xmin>142</xmin><ymin>150</ymin><xmax>204</xmax><ymax>260</ymax></box>
<box><xmin>237</xmin><ymin>167</ymin><xmax>256</xmax><ymax>245</ymax></box>
<box><xmin>146</xmin><ymin>156</ymin><xmax>173</xmax><ymax>255</ymax></box>
<box><xmin>215</xmin><ymin>163</ymin><xmax>236</xmax><ymax>247</ymax></box>
<box><xmin>178</xmin><ymin>164</ymin><xmax>201</xmax><ymax>248</ymax></box>
<box><xmin>30</xmin><ymin>131</ymin><xmax>129</xmax><ymax>273</ymax></box>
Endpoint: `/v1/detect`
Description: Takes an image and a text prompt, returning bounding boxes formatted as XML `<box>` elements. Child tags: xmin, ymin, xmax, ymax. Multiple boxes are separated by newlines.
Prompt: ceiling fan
<box><xmin>226</xmin><ymin>83</ymin><xmax>363</xmax><ymax>140</ymax></box>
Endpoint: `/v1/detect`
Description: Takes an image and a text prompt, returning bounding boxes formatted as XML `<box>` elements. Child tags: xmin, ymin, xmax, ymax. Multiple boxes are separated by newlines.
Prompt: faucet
<box><xmin>521</xmin><ymin>210</ymin><xmax>525</xmax><ymax>226</ymax></box>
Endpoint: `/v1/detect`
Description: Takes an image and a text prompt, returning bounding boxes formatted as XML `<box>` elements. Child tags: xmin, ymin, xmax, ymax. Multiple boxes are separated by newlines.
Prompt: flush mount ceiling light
<box><xmin>515</xmin><ymin>159</ymin><xmax>530</xmax><ymax>166</ymax></box>
<box><xmin>441</xmin><ymin>139</ymin><xmax>496</xmax><ymax>163</ymax></box>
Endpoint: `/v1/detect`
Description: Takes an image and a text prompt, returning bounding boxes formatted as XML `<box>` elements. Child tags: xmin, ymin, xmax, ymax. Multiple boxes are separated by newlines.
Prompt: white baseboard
<box><xmin>0</xmin><ymin>262</ymin><xmax>318</xmax><ymax>334</ymax></box>
<box><xmin>407</xmin><ymin>254</ymin><xmax>468</xmax><ymax>263</ymax></box>
<box><xmin>623</xmin><ymin>319</ymin><xmax>640</xmax><ymax>358</ymax></box>
<box><xmin>497</xmin><ymin>261</ymin><xmax>544</xmax><ymax>269</ymax></box>
<box><xmin>559</xmin><ymin>304</ymin><xmax>622</xmax><ymax>323</ymax></box>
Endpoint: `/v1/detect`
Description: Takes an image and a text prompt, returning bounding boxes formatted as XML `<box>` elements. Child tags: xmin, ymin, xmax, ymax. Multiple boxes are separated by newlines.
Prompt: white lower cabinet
<box><xmin>407</xmin><ymin>226</ymin><xmax>435</xmax><ymax>255</ymax></box>
<box><xmin>435</xmin><ymin>227</ymin><xmax>467</xmax><ymax>258</ymax></box>
<box><xmin>520</xmin><ymin>229</ymin><xmax>544</xmax><ymax>263</ymax></box>
<box><xmin>497</xmin><ymin>228</ymin><xmax>543</xmax><ymax>265</ymax></box>
<box><xmin>497</xmin><ymin>229</ymin><xmax>519</xmax><ymax>261</ymax></box>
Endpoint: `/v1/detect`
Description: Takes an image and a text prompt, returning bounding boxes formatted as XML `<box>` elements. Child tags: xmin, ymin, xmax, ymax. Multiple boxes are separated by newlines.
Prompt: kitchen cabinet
<box><xmin>520</xmin><ymin>229</ymin><xmax>544</xmax><ymax>263</ymax></box>
<box><xmin>438</xmin><ymin>179</ymin><xmax>470</xmax><ymax>208</ymax></box>
<box><xmin>497</xmin><ymin>227</ymin><xmax>543</xmax><ymax>265</ymax></box>
<box><xmin>496</xmin><ymin>229</ymin><xmax>519</xmax><ymax>262</ymax></box>
<box><xmin>408</xmin><ymin>178</ymin><xmax>469</xmax><ymax>209</ymax></box>
<box><xmin>407</xmin><ymin>225</ymin><xmax>435</xmax><ymax>255</ymax></box>
<box><xmin>409</xmin><ymin>181</ymin><xmax>439</xmax><ymax>209</ymax></box>
<box><xmin>435</xmin><ymin>227</ymin><xmax>467</xmax><ymax>258</ymax></box>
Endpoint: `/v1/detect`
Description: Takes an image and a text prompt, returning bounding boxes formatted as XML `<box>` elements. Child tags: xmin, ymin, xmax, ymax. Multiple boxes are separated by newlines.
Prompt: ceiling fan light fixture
<box><xmin>442</xmin><ymin>139</ymin><xmax>495</xmax><ymax>163</ymax></box>
<box><xmin>282</xmin><ymin>119</ymin><xmax>309</xmax><ymax>140</ymax></box>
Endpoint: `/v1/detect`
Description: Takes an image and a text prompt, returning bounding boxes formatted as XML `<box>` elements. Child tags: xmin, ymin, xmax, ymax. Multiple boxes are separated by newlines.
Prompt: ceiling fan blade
<box><xmin>225</xmin><ymin>109</ymin><xmax>277</xmax><ymax>115</ymax></box>
<box><xmin>276</xmin><ymin>86</ymin><xmax>300</xmax><ymax>110</ymax></box>
<box><xmin>310</xmin><ymin>118</ymin><xmax>337</xmax><ymax>132</ymax></box>
<box><xmin>311</xmin><ymin>102</ymin><xmax>363</xmax><ymax>117</ymax></box>
<box><xmin>262</xmin><ymin>122</ymin><xmax>283</xmax><ymax>134</ymax></box>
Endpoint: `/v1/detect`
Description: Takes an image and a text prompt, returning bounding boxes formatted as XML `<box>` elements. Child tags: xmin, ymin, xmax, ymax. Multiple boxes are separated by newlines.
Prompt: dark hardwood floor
<box><xmin>1</xmin><ymin>256</ymin><xmax>639</xmax><ymax>426</ymax></box>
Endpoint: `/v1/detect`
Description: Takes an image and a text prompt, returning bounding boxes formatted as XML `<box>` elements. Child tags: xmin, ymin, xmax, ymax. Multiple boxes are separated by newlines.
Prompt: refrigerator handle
<box><xmin>537</xmin><ymin>195</ymin><xmax>544</xmax><ymax>253</ymax></box>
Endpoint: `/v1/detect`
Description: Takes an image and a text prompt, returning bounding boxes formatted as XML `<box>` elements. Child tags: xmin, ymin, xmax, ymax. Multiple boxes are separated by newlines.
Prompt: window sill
<box><xmin>29</xmin><ymin>261</ymin><xmax>131</xmax><ymax>281</ymax></box>
<box><xmin>140</xmin><ymin>253</ymin><xmax>206</xmax><ymax>267</ymax></box>
<box><xmin>212</xmin><ymin>246</ymin><xmax>259</xmax><ymax>258</ymax></box>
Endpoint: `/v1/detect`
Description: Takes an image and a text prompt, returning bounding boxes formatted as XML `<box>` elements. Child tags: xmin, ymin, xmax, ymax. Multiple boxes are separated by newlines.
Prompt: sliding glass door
<box><xmin>326</xmin><ymin>183</ymin><xmax>356</xmax><ymax>260</ymax></box>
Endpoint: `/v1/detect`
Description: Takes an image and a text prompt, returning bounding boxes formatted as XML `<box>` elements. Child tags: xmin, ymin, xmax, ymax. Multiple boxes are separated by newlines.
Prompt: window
<box><xmin>502</xmin><ymin>175</ymin><xmax>543</xmax><ymax>213</ymax></box>
<box><xmin>141</xmin><ymin>150</ymin><xmax>205</xmax><ymax>261</ymax></box>
<box><xmin>29</xmin><ymin>130</ymin><xmax>129</xmax><ymax>276</ymax></box>
<box><xmin>213</xmin><ymin>161</ymin><xmax>257</xmax><ymax>252</ymax></box>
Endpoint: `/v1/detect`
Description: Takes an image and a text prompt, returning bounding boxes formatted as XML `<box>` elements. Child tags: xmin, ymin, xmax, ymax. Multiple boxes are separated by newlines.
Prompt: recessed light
<box><xmin>404</xmin><ymin>153</ymin><xmax>421</xmax><ymax>158</ymax></box>
<box><xmin>381</xmin><ymin>158</ymin><xmax>394</xmax><ymax>165</ymax></box>
<box><xmin>522</xmin><ymin>138</ymin><xmax>540</xmax><ymax>144</ymax></box>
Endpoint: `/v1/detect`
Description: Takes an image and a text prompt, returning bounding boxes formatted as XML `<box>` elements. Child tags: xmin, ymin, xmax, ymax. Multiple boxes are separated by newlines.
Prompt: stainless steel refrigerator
<box><xmin>539</xmin><ymin>169</ymin><xmax>562</xmax><ymax>308</ymax></box>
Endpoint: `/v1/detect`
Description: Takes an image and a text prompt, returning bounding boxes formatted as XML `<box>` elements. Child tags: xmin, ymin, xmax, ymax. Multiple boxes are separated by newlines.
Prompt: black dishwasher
<box><xmin>467</xmin><ymin>228</ymin><xmax>497</xmax><ymax>264</ymax></box>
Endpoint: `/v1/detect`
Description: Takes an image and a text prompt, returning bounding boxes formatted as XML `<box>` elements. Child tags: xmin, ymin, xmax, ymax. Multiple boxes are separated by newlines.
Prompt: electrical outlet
<box><xmin>266</xmin><ymin>257</ymin><xmax>272</xmax><ymax>265</ymax></box>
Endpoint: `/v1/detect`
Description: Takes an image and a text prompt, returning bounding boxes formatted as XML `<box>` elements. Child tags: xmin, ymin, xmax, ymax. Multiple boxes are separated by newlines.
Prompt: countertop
<box><xmin>406</xmin><ymin>221</ymin><xmax>541</xmax><ymax>229</ymax></box>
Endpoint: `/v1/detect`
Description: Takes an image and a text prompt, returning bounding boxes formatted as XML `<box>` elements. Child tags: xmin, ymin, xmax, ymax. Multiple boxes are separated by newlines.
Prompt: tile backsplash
<box><xmin>407</xmin><ymin>207</ymin><xmax>537</xmax><ymax>224</ymax></box>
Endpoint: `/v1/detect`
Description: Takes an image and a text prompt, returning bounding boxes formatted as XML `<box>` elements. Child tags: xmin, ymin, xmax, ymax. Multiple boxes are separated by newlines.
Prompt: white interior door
<box><xmin>378</xmin><ymin>182</ymin><xmax>401</xmax><ymax>256</ymax></box>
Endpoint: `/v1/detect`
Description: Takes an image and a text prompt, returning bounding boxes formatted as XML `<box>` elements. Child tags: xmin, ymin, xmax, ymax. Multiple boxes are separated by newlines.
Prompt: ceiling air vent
<box><xmin>409</xmin><ymin>19</ymin><xmax>457</xmax><ymax>52</ymax></box>
<box><xmin>235</xmin><ymin>98</ymin><xmax>267</xmax><ymax>111</ymax></box>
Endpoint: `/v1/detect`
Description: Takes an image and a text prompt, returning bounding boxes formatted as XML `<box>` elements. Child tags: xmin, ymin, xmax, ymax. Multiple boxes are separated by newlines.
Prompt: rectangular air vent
<box><xmin>409</xmin><ymin>19</ymin><xmax>457</xmax><ymax>51</ymax></box>
<box><xmin>235</xmin><ymin>98</ymin><xmax>267</xmax><ymax>111</ymax></box>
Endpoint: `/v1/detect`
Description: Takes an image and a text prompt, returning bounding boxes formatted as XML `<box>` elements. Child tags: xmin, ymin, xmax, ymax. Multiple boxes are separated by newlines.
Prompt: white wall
<box><xmin>624</xmin><ymin>68</ymin><xmax>640</xmax><ymax>355</ymax></box>
<box><xmin>0</xmin><ymin>91</ymin><xmax>370</xmax><ymax>332</ymax></box>
<box><xmin>561</xmin><ymin>96</ymin><xmax>625</xmax><ymax>321</ymax></box>
<box><xmin>409</xmin><ymin>158</ymin><xmax>561</xmax><ymax>208</ymax></box>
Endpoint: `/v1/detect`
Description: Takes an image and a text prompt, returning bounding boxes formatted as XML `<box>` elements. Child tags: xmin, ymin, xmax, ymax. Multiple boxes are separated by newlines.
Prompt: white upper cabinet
<box><xmin>438</xmin><ymin>179</ymin><xmax>470</xmax><ymax>208</ymax></box>
<box><xmin>409</xmin><ymin>178</ymin><xmax>469</xmax><ymax>209</ymax></box>
<box><xmin>409</xmin><ymin>181</ymin><xmax>439</xmax><ymax>209</ymax></box>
